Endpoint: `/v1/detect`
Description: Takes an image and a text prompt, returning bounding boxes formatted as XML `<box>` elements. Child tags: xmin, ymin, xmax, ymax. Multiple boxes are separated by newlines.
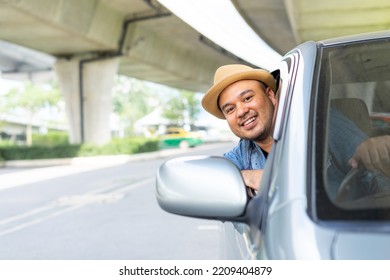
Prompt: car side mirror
<box><xmin>156</xmin><ymin>156</ymin><xmax>249</xmax><ymax>221</ymax></box>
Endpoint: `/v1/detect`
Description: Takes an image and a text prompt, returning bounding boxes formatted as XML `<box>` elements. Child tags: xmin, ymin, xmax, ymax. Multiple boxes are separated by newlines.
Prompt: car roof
<box><xmin>319</xmin><ymin>30</ymin><xmax>390</xmax><ymax>46</ymax></box>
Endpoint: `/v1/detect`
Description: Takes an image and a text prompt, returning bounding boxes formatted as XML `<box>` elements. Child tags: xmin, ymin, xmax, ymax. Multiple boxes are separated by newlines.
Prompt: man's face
<box><xmin>218</xmin><ymin>80</ymin><xmax>277</xmax><ymax>143</ymax></box>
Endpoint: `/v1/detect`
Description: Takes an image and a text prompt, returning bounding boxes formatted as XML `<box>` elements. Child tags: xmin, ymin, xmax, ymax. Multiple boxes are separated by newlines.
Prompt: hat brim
<box><xmin>201</xmin><ymin>69</ymin><xmax>276</xmax><ymax>119</ymax></box>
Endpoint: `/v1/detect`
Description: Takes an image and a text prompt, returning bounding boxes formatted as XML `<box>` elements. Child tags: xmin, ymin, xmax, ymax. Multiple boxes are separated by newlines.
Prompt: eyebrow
<box><xmin>220</xmin><ymin>89</ymin><xmax>254</xmax><ymax>112</ymax></box>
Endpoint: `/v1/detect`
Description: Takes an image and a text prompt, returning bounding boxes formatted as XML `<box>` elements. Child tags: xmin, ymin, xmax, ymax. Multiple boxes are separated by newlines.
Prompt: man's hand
<box><xmin>241</xmin><ymin>169</ymin><xmax>263</xmax><ymax>191</ymax></box>
<box><xmin>348</xmin><ymin>135</ymin><xmax>390</xmax><ymax>177</ymax></box>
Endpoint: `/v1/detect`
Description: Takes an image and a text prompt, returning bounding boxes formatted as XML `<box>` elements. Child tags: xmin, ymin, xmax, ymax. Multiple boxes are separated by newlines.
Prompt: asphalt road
<box><xmin>0</xmin><ymin>142</ymin><xmax>236</xmax><ymax>260</ymax></box>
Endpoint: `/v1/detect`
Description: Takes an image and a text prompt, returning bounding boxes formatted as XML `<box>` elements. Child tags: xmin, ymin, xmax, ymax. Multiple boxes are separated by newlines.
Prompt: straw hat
<box><xmin>201</xmin><ymin>64</ymin><xmax>276</xmax><ymax>119</ymax></box>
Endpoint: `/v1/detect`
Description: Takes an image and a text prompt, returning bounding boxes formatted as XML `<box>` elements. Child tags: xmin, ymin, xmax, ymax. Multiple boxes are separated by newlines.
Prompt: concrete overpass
<box><xmin>0</xmin><ymin>0</ymin><xmax>389</xmax><ymax>144</ymax></box>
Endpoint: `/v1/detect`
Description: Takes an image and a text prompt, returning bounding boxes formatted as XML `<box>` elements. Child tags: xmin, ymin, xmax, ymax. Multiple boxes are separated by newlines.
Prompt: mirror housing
<box><xmin>156</xmin><ymin>156</ymin><xmax>248</xmax><ymax>221</ymax></box>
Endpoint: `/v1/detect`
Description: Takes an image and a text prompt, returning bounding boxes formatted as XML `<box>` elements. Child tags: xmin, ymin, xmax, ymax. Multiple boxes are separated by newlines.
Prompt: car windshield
<box><xmin>315</xmin><ymin>37</ymin><xmax>390</xmax><ymax>220</ymax></box>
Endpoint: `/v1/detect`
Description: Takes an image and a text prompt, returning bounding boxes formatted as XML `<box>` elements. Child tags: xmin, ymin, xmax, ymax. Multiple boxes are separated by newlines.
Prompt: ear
<box><xmin>266</xmin><ymin>87</ymin><xmax>278</xmax><ymax>106</ymax></box>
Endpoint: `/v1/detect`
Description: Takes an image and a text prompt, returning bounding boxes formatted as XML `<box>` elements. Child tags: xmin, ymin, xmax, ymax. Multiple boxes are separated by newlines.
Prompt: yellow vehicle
<box><xmin>159</xmin><ymin>127</ymin><xmax>203</xmax><ymax>149</ymax></box>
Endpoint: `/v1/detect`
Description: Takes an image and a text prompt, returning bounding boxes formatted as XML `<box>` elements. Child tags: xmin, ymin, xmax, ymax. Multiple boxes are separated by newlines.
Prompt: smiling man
<box><xmin>201</xmin><ymin>64</ymin><xmax>278</xmax><ymax>194</ymax></box>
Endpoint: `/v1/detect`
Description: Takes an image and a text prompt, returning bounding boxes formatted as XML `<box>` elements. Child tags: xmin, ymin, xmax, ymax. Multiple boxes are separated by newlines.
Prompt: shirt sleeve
<box><xmin>223</xmin><ymin>142</ymin><xmax>246</xmax><ymax>170</ymax></box>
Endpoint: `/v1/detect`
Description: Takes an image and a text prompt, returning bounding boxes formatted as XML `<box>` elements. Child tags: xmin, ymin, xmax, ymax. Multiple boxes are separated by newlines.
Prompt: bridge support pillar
<box><xmin>54</xmin><ymin>57</ymin><xmax>119</xmax><ymax>145</ymax></box>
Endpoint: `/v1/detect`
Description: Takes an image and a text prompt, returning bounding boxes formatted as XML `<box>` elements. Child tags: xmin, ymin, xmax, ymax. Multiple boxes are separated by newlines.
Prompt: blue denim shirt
<box><xmin>223</xmin><ymin>139</ymin><xmax>267</xmax><ymax>170</ymax></box>
<box><xmin>326</xmin><ymin>109</ymin><xmax>367</xmax><ymax>199</ymax></box>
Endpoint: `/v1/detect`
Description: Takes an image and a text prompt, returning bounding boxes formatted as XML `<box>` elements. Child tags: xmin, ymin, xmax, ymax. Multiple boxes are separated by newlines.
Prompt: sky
<box><xmin>0</xmin><ymin>76</ymin><xmax>23</xmax><ymax>95</ymax></box>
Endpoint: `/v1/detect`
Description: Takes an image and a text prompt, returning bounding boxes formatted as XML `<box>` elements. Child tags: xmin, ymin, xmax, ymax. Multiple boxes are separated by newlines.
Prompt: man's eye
<box><xmin>244</xmin><ymin>95</ymin><xmax>254</xmax><ymax>102</ymax></box>
<box><xmin>224</xmin><ymin>106</ymin><xmax>234</xmax><ymax>114</ymax></box>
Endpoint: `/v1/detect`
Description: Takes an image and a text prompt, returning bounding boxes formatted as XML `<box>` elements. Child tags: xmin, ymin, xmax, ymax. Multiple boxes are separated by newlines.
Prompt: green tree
<box><xmin>0</xmin><ymin>81</ymin><xmax>62</xmax><ymax>146</ymax></box>
<box><xmin>183</xmin><ymin>90</ymin><xmax>201</xmax><ymax>125</ymax></box>
<box><xmin>162</xmin><ymin>92</ymin><xmax>185</xmax><ymax>126</ymax></box>
<box><xmin>162</xmin><ymin>90</ymin><xmax>201</xmax><ymax>127</ymax></box>
<box><xmin>111</xmin><ymin>76</ymin><xmax>161</xmax><ymax>136</ymax></box>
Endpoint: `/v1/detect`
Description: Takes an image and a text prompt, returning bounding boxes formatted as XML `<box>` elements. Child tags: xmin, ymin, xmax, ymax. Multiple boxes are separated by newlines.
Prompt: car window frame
<box><xmin>312</xmin><ymin>38</ymin><xmax>390</xmax><ymax>222</ymax></box>
<box><xmin>273</xmin><ymin>53</ymin><xmax>299</xmax><ymax>141</ymax></box>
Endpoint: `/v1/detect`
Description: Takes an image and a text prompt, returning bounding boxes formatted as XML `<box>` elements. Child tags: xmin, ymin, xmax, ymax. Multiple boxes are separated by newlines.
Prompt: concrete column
<box><xmin>54</xmin><ymin>57</ymin><xmax>119</xmax><ymax>145</ymax></box>
<box><xmin>54</xmin><ymin>59</ymin><xmax>81</xmax><ymax>144</ymax></box>
<box><xmin>83</xmin><ymin>57</ymin><xmax>119</xmax><ymax>145</ymax></box>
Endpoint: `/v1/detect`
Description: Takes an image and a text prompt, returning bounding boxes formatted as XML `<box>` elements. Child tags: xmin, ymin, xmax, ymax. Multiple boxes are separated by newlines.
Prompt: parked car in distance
<box><xmin>158</xmin><ymin>127</ymin><xmax>203</xmax><ymax>149</ymax></box>
<box><xmin>156</xmin><ymin>31</ymin><xmax>390</xmax><ymax>259</ymax></box>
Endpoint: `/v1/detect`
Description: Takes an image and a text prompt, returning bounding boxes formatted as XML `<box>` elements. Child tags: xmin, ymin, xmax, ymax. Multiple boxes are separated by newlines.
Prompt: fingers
<box><xmin>349</xmin><ymin>138</ymin><xmax>375</xmax><ymax>170</ymax></box>
<box><xmin>348</xmin><ymin>157</ymin><xmax>358</xmax><ymax>169</ymax></box>
<box><xmin>367</xmin><ymin>136</ymin><xmax>390</xmax><ymax>171</ymax></box>
<box><xmin>349</xmin><ymin>135</ymin><xmax>390</xmax><ymax>175</ymax></box>
<box><xmin>378</xmin><ymin>136</ymin><xmax>390</xmax><ymax>162</ymax></box>
<box><xmin>240</xmin><ymin>169</ymin><xmax>262</xmax><ymax>191</ymax></box>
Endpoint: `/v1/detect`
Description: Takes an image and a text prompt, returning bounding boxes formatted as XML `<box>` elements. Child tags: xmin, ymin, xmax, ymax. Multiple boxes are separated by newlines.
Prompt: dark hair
<box><xmin>271</xmin><ymin>69</ymin><xmax>280</xmax><ymax>91</ymax></box>
<box><xmin>258</xmin><ymin>80</ymin><xmax>267</xmax><ymax>90</ymax></box>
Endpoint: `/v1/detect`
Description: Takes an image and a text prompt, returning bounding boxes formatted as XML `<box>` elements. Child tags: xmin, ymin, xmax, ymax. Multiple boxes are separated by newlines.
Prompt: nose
<box><xmin>236</xmin><ymin>102</ymin><xmax>249</xmax><ymax>118</ymax></box>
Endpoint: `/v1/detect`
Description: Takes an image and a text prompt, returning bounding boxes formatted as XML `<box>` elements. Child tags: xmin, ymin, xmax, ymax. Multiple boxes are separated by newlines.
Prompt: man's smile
<box><xmin>240</xmin><ymin>115</ymin><xmax>258</xmax><ymax>129</ymax></box>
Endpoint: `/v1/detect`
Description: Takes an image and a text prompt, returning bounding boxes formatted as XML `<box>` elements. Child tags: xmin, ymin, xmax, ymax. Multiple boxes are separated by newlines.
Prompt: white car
<box><xmin>156</xmin><ymin>31</ymin><xmax>390</xmax><ymax>259</ymax></box>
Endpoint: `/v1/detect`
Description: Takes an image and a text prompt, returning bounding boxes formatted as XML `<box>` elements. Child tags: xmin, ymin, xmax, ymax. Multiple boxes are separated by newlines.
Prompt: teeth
<box><xmin>243</xmin><ymin>117</ymin><xmax>255</xmax><ymax>126</ymax></box>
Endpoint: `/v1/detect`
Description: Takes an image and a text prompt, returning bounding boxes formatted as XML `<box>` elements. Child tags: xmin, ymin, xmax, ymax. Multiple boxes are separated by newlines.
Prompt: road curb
<box><xmin>2</xmin><ymin>149</ymin><xmax>185</xmax><ymax>168</ymax></box>
<box><xmin>1</xmin><ymin>142</ymin><xmax>231</xmax><ymax>168</ymax></box>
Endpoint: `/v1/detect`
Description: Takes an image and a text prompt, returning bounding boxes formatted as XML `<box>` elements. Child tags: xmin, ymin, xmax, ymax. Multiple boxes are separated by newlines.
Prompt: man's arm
<box><xmin>241</xmin><ymin>169</ymin><xmax>263</xmax><ymax>191</ymax></box>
